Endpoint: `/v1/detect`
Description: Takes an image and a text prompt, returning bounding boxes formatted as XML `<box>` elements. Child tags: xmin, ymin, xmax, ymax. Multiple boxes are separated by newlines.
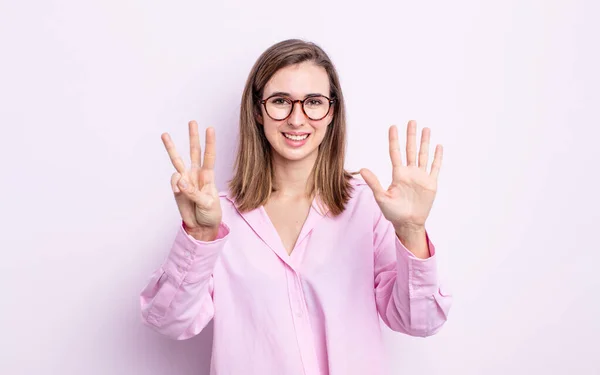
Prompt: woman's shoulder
<box><xmin>217</xmin><ymin>190</ymin><xmax>237</xmax><ymax>209</ymax></box>
<box><xmin>344</xmin><ymin>176</ymin><xmax>379</xmax><ymax>214</ymax></box>
<box><xmin>349</xmin><ymin>175</ymin><xmax>368</xmax><ymax>189</ymax></box>
<box><xmin>348</xmin><ymin>175</ymin><xmax>372</xmax><ymax>198</ymax></box>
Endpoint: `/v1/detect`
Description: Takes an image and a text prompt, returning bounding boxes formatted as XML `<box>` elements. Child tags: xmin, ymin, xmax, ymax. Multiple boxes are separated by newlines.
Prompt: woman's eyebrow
<box><xmin>267</xmin><ymin>91</ymin><xmax>326</xmax><ymax>98</ymax></box>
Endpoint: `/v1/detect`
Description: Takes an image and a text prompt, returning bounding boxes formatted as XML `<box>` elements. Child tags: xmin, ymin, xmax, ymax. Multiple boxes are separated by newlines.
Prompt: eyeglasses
<box><xmin>260</xmin><ymin>94</ymin><xmax>336</xmax><ymax>121</ymax></box>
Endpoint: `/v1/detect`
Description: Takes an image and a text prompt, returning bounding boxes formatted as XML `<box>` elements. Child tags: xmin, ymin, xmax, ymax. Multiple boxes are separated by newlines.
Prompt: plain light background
<box><xmin>1</xmin><ymin>0</ymin><xmax>598</xmax><ymax>374</ymax></box>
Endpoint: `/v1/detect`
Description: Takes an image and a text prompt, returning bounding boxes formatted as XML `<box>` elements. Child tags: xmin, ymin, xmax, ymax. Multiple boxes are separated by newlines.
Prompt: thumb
<box><xmin>178</xmin><ymin>176</ymin><xmax>208</xmax><ymax>206</ymax></box>
<box><xmin>360</xmin><ymin>168</ymin><xmax>386</xmax><ymax>198</ymax></box>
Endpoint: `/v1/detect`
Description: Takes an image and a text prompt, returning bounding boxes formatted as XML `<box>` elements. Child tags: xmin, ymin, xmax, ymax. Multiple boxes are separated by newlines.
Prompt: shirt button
<box><xmin>295</xmin><ymin>311</ymin><xmax>302</xmax><ymax>318</ymax></box>
<box><xmin>177</xmin><ymin>266</ymin><xmax>184</xmax><ymax>273</ymax></box>
<box><xmin>414</xmin><ymin>270</ymin><xmax>422</xmax><ymax>277</ymax></box>
<box><xmin>184</xmin><ymin>250</ymin><xmax>191</xmax><ymax>258</ymax></box>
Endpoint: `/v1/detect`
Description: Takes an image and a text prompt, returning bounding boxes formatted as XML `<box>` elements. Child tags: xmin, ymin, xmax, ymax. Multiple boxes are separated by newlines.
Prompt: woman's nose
<box><xmin>287</xmin><ymin>101</ymin><xmax>306</xmax><ymax>127</ymax></box>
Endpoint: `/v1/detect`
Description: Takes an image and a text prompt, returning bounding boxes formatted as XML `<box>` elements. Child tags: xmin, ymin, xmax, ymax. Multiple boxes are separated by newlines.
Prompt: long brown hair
<box><xmin>228</xmin><ymin>39</ymin><xmax>354</xmax><ymax>216</ymax></box>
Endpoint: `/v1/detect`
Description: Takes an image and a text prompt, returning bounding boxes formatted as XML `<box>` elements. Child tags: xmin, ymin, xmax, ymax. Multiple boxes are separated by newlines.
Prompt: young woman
<box><xmin>140</xmin><ymin>39</ymin><xmax>452</xmax><ymax>375</ymax></box>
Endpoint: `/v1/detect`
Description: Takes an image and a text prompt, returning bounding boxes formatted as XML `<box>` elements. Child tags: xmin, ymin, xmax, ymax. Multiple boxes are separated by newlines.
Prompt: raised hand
<box><xmin>162</xmin><ymin>121</ymin><xmax>222</xmax><ymax>238</ymax></box>
<box><xmin>360</xmin><ymin>120</ymin><xmax>443</xmax><ymax>231</ymax></box>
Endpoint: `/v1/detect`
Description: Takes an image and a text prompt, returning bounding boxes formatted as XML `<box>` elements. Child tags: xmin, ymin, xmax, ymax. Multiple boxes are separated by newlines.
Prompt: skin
<box><xmin>161</xmin><ymin>62</ymin><xmax>443</xmax><ymax>258</ymax></box>
<box><xmin>258</xmin><ymin>62</ymin><xmax>335</xmax><ymax>254</ymax></box>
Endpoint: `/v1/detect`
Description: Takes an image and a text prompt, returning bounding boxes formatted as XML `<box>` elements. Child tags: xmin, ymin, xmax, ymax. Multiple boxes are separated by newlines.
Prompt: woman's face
<box><xmin>259</xmin><ymin>62</ymin><xmax>334</xmax><ymax>164</ymax></box>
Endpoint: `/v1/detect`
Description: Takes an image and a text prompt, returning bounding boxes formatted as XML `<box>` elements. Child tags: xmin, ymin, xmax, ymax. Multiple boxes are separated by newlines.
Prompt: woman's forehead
<box><xmin>264</xmin><ymin>62</ymin><xmax>330</xmax><ymax>97</ymax></box>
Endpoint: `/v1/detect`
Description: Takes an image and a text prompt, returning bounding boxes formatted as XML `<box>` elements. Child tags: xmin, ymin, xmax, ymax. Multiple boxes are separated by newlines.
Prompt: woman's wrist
<box><xmin>183</xmin><ymin>221</ymin><xmax>220</xmax><ymax>241</ymax></box>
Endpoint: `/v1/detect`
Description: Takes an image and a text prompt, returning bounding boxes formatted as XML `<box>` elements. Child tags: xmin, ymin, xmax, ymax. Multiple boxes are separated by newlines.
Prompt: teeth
<box><xmin>284</xmin><ymin>133</ymin><xmax>309</xmax><ymax>141</ymax></box>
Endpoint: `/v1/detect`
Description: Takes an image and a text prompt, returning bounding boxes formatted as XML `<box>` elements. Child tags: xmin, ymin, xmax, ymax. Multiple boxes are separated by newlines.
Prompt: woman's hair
<box><xmin>228</xmin><ymin>39</ymin><xmax>353</xmax><ymax>216</ymax></box>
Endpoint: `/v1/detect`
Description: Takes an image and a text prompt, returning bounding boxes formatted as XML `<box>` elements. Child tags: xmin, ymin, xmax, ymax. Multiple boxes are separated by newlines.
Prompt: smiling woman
<box><xmin>140</xmin><ymin>39</ymin><xmax>452</xmax><ymax>375</ymax></box>
<box><xmin>255</xmin><ymin>62</ymin><xmax>335</xmax><ymax>170</ymax></box>
<box><xmin>231</xmin><ymin>43</ymin><xmax>352</xmax><ymax>215</ymax></box>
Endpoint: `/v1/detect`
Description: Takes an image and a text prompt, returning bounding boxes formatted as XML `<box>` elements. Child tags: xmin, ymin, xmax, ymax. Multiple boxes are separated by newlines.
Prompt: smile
<box><xmin>282</xmin><ymin>133</ymin><xmax>310</xmax><ymax>141</ymax></box>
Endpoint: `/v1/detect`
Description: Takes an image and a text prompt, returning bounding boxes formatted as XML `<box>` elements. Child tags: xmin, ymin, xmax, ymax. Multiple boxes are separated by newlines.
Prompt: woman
<box><xmin>140</xmin><ymin>39</ymin><xmax>452</xmax><ymax>375</ymax></box>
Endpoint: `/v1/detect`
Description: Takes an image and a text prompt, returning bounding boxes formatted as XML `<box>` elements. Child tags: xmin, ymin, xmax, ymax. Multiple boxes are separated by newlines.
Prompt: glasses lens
<box><xmin>265</xmin><ymin>96</ymin><xmax>292</xmax><ymax>120</ymax></box>
<box><xmin>303</xmin><ymin>96</ymin><xmax>330</xmax><ymax>120</ymax></box>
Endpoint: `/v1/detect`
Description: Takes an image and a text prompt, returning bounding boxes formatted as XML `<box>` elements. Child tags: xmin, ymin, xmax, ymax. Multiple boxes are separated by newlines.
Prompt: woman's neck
<box><xmin>271</xmin><ymin>152</ymin><xmax>317</xmax><ymax>200</ymax></box>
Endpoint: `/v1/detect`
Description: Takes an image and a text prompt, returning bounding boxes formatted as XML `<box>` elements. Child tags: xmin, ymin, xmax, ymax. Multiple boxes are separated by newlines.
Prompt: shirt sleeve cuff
<box><xmin>395</xmin><ymin>231</ymin><xmax>439</xmax><ymax>299</ymax></box>
<box><xmin>162</xmin><ymin>222</ymin><xmax>230</xmax><ymax>284</ymax></box>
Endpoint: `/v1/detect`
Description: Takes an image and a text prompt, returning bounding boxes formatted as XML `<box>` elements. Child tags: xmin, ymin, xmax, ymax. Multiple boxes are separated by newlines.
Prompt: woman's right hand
<box><xmin>161</xmin><ymin>121</ymin><xmax>222</xmax><ymax>240</ymax></box>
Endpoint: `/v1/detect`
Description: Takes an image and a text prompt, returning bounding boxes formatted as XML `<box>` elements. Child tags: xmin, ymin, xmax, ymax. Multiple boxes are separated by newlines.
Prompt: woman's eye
<box><xmin>271</xmin><ymin>98</ymin><xmax>288</xmax><ymax>105</ymax></box>
<box><xmin>307</xmin><ymin>99</ymin><xmax>323</xmax><ymax>106</ymax></box>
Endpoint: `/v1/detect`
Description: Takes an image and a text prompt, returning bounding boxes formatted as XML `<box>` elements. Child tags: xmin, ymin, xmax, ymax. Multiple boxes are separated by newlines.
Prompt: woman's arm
<box><xmin>373</xmin><ymin>212</ymin><xmax>452</xmax><ymax>337</ymax></box>
<box><xmin>140</xmin><ymin>222</ymin><xmax>229</xmax><ymax>340</ymax></box>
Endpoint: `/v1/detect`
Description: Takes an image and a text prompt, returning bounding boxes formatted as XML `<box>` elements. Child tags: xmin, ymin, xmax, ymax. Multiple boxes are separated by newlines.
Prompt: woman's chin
<box><xmin>274</xmin><ymin>145</ymin><xmax>318</xmax><ymax>163</ymax></box>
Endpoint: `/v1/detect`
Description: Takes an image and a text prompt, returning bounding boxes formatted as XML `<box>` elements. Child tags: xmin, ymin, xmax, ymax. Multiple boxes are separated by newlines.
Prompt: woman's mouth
<box><xmin>282</xmin><ymin>132</ymin><xmax>310</xmax><ymax>147</ymax></box>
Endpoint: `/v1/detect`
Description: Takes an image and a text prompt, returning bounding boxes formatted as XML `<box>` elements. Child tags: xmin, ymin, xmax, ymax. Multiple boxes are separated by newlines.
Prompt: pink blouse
<box><xmin>140</xmin><ymin>178</ymin><xmax>452</xmax><ymax>374</ymax></box>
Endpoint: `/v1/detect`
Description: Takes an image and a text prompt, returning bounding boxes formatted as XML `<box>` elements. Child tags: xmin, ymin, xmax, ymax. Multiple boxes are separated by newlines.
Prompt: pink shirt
<box><xmin>140</xmin><ymin>178</ymin><xmax>452</xmax><ymax>374</ymax></box>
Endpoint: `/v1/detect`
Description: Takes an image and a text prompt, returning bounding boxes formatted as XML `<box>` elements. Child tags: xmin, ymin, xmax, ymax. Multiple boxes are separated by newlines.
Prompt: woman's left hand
<box><xmin>360</xmin><ymin>120</ymin><xmax>443</xmax><ymax>231</ymax></box>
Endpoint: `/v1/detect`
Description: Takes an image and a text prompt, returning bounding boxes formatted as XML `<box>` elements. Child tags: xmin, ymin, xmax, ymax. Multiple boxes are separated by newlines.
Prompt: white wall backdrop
<box><xmin>1</xmin><ymin>0</ymin><xmax>598</xmax><ymax>374</ymax></box>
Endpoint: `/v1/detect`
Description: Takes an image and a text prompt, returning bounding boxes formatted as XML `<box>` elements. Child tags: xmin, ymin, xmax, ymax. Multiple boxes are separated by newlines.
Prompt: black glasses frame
<box><xmin>260</xmin><ymin>94</ymin><xmax>336</xmax><ymax>121</ymax></box>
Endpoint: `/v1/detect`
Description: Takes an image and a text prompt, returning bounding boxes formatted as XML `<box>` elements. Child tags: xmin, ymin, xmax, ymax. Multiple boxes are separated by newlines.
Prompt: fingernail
<box><xmin>179</xmin><ymin>179</ymin><xmax>188</xmax><ymax>189</ymax></box>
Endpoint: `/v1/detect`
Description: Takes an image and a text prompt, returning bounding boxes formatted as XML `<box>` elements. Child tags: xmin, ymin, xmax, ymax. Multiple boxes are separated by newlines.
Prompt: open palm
<box><xmin>360</xmin><ymin>120</ymin><xmax>443</xmax><ymax>229</ymax></box>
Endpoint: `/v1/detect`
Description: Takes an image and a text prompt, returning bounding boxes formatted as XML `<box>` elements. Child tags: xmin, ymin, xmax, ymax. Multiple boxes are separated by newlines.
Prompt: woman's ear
<box><xmin>254</xmin><ymin>106</ymin><xmax>263</xmax><ymax>125</ymax></box>
<box><xmin>326</xmin><ymin>105</ymin><xmax>334</xmax><ymax>126</ymax></box>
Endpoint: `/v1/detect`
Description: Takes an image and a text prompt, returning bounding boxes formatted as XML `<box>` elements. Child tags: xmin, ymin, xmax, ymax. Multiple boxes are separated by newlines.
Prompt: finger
<box><xmin>161</xmin><ymin>132</ymin><xmax>186</xmax><ymax>174</ymax></box>
<box><xmin>177</xmin><ymin>174</ymin><xmax>202</xmax><ymax>204</ymax></box>
<box><xmin>202</xmin><ymin>127</ymin><xmax>216</xmax><ymax>170</ymax></box>
<box><xmin>189</xmin><ymin>121</ymin><xmax>202</xmax><ymax>167</ymax></box>
<box><xmin>189</xmin><ymin>121</ymin><xmax>201</xmax><ymax>185</ymax></box>
<box><xmin>177</xmin><ymin>173</ymin><xmax>193</xmax><ymax>193</ymax></box>
<box><xmin>171</xmin><ymin>172</ymin><xmax>181</xmax><ymax>193</ymax></box>
<box><xmin>388</xmin><ymin>125</ymin><xmax>402</xmax><ymax>167</ymax></box>
<box><xmin>418</xmin><ymin>127</ymin><xmax>431</xmax><ymax>171</ymax></box>
<box><xmin>359</xmin><ymin>168</ymin><xmax>386</xmax><ymax>199</ymax></box>
<box><xmin>197</xmin><ymin>183</ymin><xmax>216</xmax><ymax>209</ymax></box>
<box><xmin>406</xmin><ymin>120</ymin><xmax>417</xmax><ymax>166</ymax></box>
<box><xmin>178</xmin><ymin>174</ymin><xmax>213</xmax><ymax>209</ymax></box>
<box><xmin>430</xmin><ymin>144</ymin><xmax>443</xmax><ymax>180</ymax></box>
